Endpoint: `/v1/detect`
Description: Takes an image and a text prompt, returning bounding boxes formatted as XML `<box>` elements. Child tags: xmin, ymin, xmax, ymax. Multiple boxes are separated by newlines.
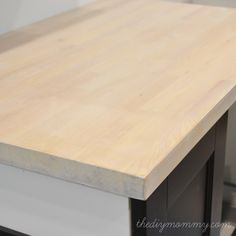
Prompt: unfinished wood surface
<box><xmin>0</xmin><ymin>0</ymin><xmax>236</xmax><ymax>200</ymax></box>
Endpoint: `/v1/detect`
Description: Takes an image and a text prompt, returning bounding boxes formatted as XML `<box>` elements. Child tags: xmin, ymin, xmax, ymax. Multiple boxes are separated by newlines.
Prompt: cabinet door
<box><xmin>167</xmin><ymin>164</ymin><xmax>208</xmax><ymax>236</ymax></box>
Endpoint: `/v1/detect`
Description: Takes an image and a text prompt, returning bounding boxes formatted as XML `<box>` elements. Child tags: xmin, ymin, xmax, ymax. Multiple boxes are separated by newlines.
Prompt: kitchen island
<box><xmin>0</xmin><ymin>0</ymin><xmax>236</xmax><ymax>235</ymax></box>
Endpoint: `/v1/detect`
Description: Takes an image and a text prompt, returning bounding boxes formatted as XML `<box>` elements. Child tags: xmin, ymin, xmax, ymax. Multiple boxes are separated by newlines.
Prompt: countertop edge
<box><xmin>0</xmin><ymin>143</ymin><xmax>145</xmax><ymax>200</ymax></box>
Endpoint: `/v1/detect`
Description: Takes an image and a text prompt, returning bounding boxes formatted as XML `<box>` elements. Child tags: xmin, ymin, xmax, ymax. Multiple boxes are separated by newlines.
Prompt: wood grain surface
<box><xmin>0</xmin><ymin>0</ymin><xmax>236</xmax><ymax>200</ymax></box>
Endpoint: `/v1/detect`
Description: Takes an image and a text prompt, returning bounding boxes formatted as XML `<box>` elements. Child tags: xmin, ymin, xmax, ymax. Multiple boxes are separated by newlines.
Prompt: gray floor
<box><xmin>222</xmin><ymin>202</ymin><xmax>236</xmax><ymax>236</ymax></box>
<box><xmin>221</xmin><ymin>224</ymin><xmax>236</xmax><ymax>236</ymax></box>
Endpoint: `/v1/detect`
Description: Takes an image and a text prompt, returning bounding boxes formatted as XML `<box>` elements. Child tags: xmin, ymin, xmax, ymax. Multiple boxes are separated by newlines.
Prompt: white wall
<box><xmin>0</xmin><ymin>0</ymin><xmax>92</xmax><ymax>35</ymax></box>
<box><xmin>0</xmin><ymin>164</ymin><xmax>130</xmax><ymax>236</ymax></box>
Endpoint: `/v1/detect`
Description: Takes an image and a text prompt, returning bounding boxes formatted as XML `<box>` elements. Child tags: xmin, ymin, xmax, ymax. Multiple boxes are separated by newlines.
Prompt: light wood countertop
<box><xmin>0</xmin><ymin>0</ymin><xmax>236</xmax><ymax>200</ymax></box>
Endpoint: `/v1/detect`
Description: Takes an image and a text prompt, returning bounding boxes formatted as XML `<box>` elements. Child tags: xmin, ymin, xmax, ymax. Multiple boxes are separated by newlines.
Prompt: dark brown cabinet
<box><xmin>131</xmin><ymin>113</ymin><xmax>228</xmax><ymax>236</ymax></box>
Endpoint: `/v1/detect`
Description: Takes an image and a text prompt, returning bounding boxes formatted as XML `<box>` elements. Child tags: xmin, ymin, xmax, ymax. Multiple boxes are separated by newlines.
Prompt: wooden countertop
<box><xmin>0</xmin><ymin>0</ymin><xmax>236</xmax><ymax>200</ymax></box>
